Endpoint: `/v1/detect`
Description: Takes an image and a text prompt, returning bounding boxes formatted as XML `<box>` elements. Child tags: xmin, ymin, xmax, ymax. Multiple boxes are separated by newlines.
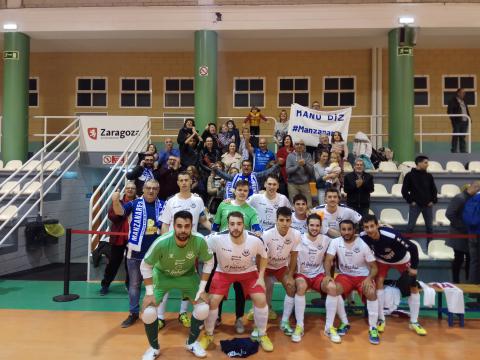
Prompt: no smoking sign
<box><xmin>199</xmin><ymin>65</ymin><xmax>209</xmax><ymax>77</ymax></box>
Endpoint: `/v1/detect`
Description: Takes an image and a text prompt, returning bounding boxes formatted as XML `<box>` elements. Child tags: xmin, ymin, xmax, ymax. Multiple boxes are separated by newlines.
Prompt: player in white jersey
<box><xmin>281</xmin><ymin>214</ymin><xmax>337</xmax><ymax>343</ymax></box>
<box><xmin>247</xmin><ymin>175</ymin><xmax>291</xmax><ymax>230</ymax></box>
<box><xmin>158</xmin><ymin>172</ymin><xmax>212</xmax><ymax>329</ymax></box>
<box><xmin>200</xmin><ymin>211</ymin><xmax>274</xmax><ymax>353</ymax></box>
<box><xmin>312</xmin><ymin>188</ymin><xmax>362</xmax><ymax>238</ymax></box>
<box><xmin>290</xmin><ymin>194</ymin><xmax>308</xmax><ymax>234</ymax></box>
<box><xmin>324</xmin><ymin>220</ymin><xmax>380</xmax><ymax>345</ymax></box>
<box><xmin>247</xmin><ymin>207</ymin><xmax>300</xmax><ymax>324</ymax></box>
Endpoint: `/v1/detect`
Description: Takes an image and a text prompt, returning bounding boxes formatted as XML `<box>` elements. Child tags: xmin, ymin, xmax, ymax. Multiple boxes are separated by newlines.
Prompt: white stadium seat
<box><xmin>378</xmin><ymin>161</ymin><xmax>399</xmax><ymax>172</ymax></box>
<box><xmin>469</xmin><ymin>161</ymin><xmax>480</xmax><ymax>173</ymax></box>
<box><xmin>391</xmin><ymin>184</ymin><xmax>403</xmax><ymax>198</ymax></box>
<box><xmin>0</xmin><ymin>205</ymin><xmax>18</xmax><ymax>222</ymax></box>
<box><xmin>401</xmin><ymin>161</ymin><xmax>416</xmax><ymax>169</ymax></box>
<box><xmin>411</xmin><ymin>240</ymin><xmax>430</xmax><ymax>260</ymax></box>
<box><xmin>445</xmin><ymin>161</ymin><xmax>468</xmax><ymax>173</ymax></box>
<box><xmin>0</xmin><ymin>160</ymin><xmax>3</xmax><ymax>169</ymax></box>
<box><xmin>371</xmin><ymin>183</ymin><xmax>390</xmax><ymax>197</ymax></box>
<box><xmin>23</xmin><ymin>160</ymin><xmax>41</xmax><ymax>171</ymax></box>
<box><xmin>440</xmin><ymin>184</ymin><xmax>461</xmax><ymax>198</ymax></box>
<box><xmin>427</xmin><ymin>161</ymin><xmax>445</xmax><ymax>173</ymax></box>
<box><xmin>435</xmin><ymin>209</ymin><xmax>450</xmax><ymax>226</ymax></box>
<box><xmin>411</xmin><ymin>213</ymin><xmax>425</xmax><ymax>226</ymax></box>
<box><xmin>4</xmin><ymin>160</ymin><xmax>23</xmax><ymax>171</ymax></box>
<box><xmin>428</xmin><ymin>240</ymin><xmax>454</xmax><ymax>260</ymax></box>
<box><xmin>343</xmin><ymin>162</ymin><xmax>353</xmax><ymax>173</ymax></box>
<box><xmin>380</xmin><ymin>208</ymin><xmax>407</xmax><ymax>225</ymax></box>
<box><xmin>22</xmin><ymin>181</ymin><xmax>42</xmax><ymax>195</ymax></box>
<box><xmin>38</xmin><ymin>160</ymin><xmax>61</xmax><ymax>171</ymax></box>
<box><xmin>0</xmin><ymin>181</ymin><xmax>21</xmax><ymax>195</ymax></box>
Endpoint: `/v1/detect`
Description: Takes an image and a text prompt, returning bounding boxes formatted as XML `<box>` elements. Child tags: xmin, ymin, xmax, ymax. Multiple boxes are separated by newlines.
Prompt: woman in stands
<box><xmin>276</xmin><ymin>135</ymin><xmax>294</xmax><ymax>197</ymax></box>
<box><xmin>202</xmin><ymin>123</ymin><xmax>220</xmax><ymax>150</ymax></box>
<box><xmin>177</xmin><ymin>118</ymin><xmax>195</xmax><ymax>147</ymax></box>
<box><xmin>314</xmin><ymin>150</ymin><xmax>330</xmax><ymax>205</ymax></box>
<box><xmin>221</xmin><ymin>142</ymin><xmax>242</xmax><ymax>172</ymax></box>
<box><xmin>226</xmin><ymin>119</ymin><xmax>241</xmax><ymax>150</ymax></box>
<box><xmin>331</xmin><ymin>131</ymin><xmax>349</xmax><ymax>166</ymax></box>
<box><xmin>274</xmin><ymin>109</ymin><xmax>289</xmax><ymax>146</ymax></box>
<box><xmin>138</xmin><ymin>143</ymin><xmax>159</xmax><ymax>167</ymax></box>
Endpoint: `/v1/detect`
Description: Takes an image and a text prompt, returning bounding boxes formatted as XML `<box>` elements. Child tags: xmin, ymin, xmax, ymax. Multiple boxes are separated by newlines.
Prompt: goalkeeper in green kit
<box><xmin>140</xmin><ymin>210</ymin><xmax>214</xmax><ymax>359</ymax></box>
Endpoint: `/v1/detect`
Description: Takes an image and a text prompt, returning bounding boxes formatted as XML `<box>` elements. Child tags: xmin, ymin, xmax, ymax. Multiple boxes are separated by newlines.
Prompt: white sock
<box><xmin>204</xmin><ymin>308</ymin><xmax>218</xmax><ymax>335</ymax></box>
<box><xmin>408</xmin><ymin>293</ymin><xmax>420</xmax><ymax>323</ymax></box>
<box><xmin>294</xmin><ymin>294</ymin><xmax>306</xmax><ymax>328</ymax></box>
<box><xmin>337</xmin><ymin>296</ymin><xmax>349</xmax><ymax>324</ymax></box>
<box><xmin>180</xmin><ymin>299</ymin><xmax>189</xmax><ymax>313</ymax></box>
<box><xmin>376</xmin><ymin>289</ymin><xmax>385</xmax><ymax>321</ymax></box>
<box><xmin>367</xmin><ymin>299</ymin><xmax>379</xmax><ymax>329</ymax></box>
<box><xmin>254</xmin><ymin>305</ymin><xmax>269</xmax><ymax>336</ymax></box>
<box><xmin>282</xmin><ymin>295</ymin><xmax>295</xmax><ymax>323</ymax></box>
<box><xmin>157</xmin><ymin>293</ymin><xmax>168</xmax><ymax>320</ymax></box>
<box><xmin>325</xmin><ymin>295</ymin><xmax>338</xmax><ymax>330</ymax></box>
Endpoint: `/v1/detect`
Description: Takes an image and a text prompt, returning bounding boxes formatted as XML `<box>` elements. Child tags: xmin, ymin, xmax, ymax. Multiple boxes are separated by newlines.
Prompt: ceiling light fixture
<box><xmin>399</xmin><ymin>17</ymin><xmax>415</xmax><ymax>25</ymax></box>
<box><xmin>3</xmin><ymin>23</ymin><xmax>18</xmax><ymax>30</ymax></box>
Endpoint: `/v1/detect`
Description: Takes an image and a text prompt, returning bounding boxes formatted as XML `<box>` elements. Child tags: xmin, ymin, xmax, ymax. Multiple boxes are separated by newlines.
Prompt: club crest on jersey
<box><xmin>336</xmin><ymin>217</ymin><xmax>343</xmax><ymax>223</ymax></box>
<box><xmin>284</xmin><ymin>238</ymin><xmax>292</xmax><ymax>245</ymax></box>
<box><xmin>186</xmin><ymin>251</ymin><xmax>195</xmax><ymax>259</ymax></box>
<box><xmin>191</xmin><ymin>203</ymin><xmax>196</xmax><ymax>208</ymax></box>
<box><xmin>242</xmin><ymin>249</ymin><xmax>251</xmax><ymax>257</ymax></box>
<box><xmin>353</xmin><ymin>247</ymin><xmax>361</xmax><ymax>253</ymax></box>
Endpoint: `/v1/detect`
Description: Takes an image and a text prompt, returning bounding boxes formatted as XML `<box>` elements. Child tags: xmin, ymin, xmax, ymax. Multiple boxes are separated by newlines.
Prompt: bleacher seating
<box><xmin>22</xmin><ymin>181</ymin><xmax>42</xmax><ymax>195</ymax></box>
<box><xmin>401</xmin><ymin>161</ymin><xmax>416</xmax><ymax>168</ymax></box>
<box><xmin>0</xmin><ymin>181</ymin><xmax>21</xmax><ymax>195</ymax></box>
<box><xmin>446</xmin><ymin>161</ymin><xmax>468</xmax><ymax>173</ymax></box>
<box><xmin>41</xmin><ymin>160</ymin><xmax>61</xmax><ymax>171</ymax></box>
<box><xmin>0</xmin><ymin>160</ymin><xmax>3</xmax><ymax>169</ymax></box>
<box><xmin>439</xmin><ymin>184</ymin><xmax>461</xmax><ymax>198</ymax></box>
<box><xmin>469</xmin><ymin>161</ymin><xmax>480</xmax><ymax>173</ymax></box>
<box><xmin>23</xmin><ymin>160</ymin><xmax>41</xmax><ymax>172</ymax></box>
<box><xmin>411</xmin><ymin>240</ymin><xmax>430</xmax><ymax>260</ymax></box>
<box><xmin>428</xmin><ymin>240</ymin><xmax>454</xmax><ymax>260</ymax></box>
<box><xmin>378</xmin><ymin>161</ymin><xmax>399</xmax><ymax>172</ymax></box>
<box><xmin>3</xmin><ymin>160</ymin><xmax>22</xmax><ymax>171</ymax></box>
<box><xmin>391</xmin><ymin>183</ymin><xmax>403</xmax><ymax>197</ymax></box>
<box><xmin>371</xmin><ymin>183</ymin><xmax>389</xmax><ymax>197</ymax></box>
<box><xmin>343</xmin><ymin>162</ymin><xmax>353</xmax><ymax>173</ymax></box>
<box><xmin>435</xmin><ymin>209</ymin><xmax>450</xmax><ymax>226</ymax></box>
<box><xmin>415</xmin><ymin>213</ymin><xmax>425</xmax><ymax>226</ymax></box>
<box><xmin>0</xmin><ymin>205</ymin><xmax>18</xmax><ymax>221</ymax></box>
<box><xmin>427</xmin><ymin>161</ymin><xmax>446</xmax><ymax>173</ymax></box>
<box><xmin>380</xmin><ymin>208</ymin><xmax>407</xmax><ymax>225</ymax></box>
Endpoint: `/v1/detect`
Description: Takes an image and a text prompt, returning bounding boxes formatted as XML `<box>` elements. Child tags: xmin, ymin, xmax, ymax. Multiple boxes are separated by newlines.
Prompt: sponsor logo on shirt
<box><xmin>186</xmin><ymin>251</ymin><xmax>195</xmax><ymax>259</ymax></box>
<box><xmin>242</xmin><ymin>249</ymin><xmax>251</xmax><ymax>257</ymax></box>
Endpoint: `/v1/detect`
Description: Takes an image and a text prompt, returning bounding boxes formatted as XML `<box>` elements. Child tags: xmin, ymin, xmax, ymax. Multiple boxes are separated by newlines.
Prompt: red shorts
<box><xmin>376</xmin><ymin>261</ymin><xmax>411</xmax><ymax>279</ymax></box>
<box><xmin>294</xmin><ymin>273</ymin><xmax>325</xmax><ymax>293</ymax></box>
<box><xmin>265</xmin><ymin>267</ymin><xmax>287</xmax><ymax>281</ymax></box>
<box><xmin>209</xmin><ymin>271</ymin><xmax>265</xmax><ymax>299</ymax></box>
<box><xmin>335</xmin><ymin>274</ymin><xmax>371</xmax><ymax>299</ymax></box>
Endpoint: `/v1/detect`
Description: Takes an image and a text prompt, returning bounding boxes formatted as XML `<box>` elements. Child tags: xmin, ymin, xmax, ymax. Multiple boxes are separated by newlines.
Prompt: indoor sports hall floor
<box><xmin>1</xmin><ymin>280</ymin><xmax>479</xmax><ymax>359</ymax></box>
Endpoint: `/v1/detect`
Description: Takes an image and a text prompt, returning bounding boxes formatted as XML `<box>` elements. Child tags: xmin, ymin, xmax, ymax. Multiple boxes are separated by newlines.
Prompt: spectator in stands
<box><xmin>239</xmin><ymin>126</ymin><xmax>253</xmax><ymax>161</ymax></box>
<box><xmin>200</xmin><ymin>136</ymin><xmax>221</xmax><ymax>169</ymax></box>
<box><xmin>273</xmin><ymin>109</ymin><xmax>289</xmax><ymax>146</ymax></box>
<box><xmin>249</xmin><ymin>137</ymin><xmax>275</xmax><ymax>172</ymax></box>
<box><xmin>445</xmin><ymin>182</ymin><xmax>480</xmax><ymax>282</ymax></box>
<box><xmin>218</xmin><ymin>123</ymin><xmax>234</xmax><ymax>152</ymax></box>
<box><xmin>311</xmin><ymin>100</ymin><xmax>321</xmax><ymax>111</ymax></box>
<box><xmin>201</xmin><ymin>123</ymin><xmax>220</xmax><ymax>150</ymax></box>
<box><xmin>226</xmin><ymin>119</ymin><xmax>241</xmax><ymax>149</ymax></box>
<box><xmin>244</xmin><ymin>106</ymin><xmax>267</xmax><ymax>148</ymax></box>
<box><xmin>176</xmin><ymin>118</ymin><xmax>195</xmax><ymax>147</ymax></box>
<box><xmin>224</xmin><ymin>166</ymin><xmax>239</xmax><ymax>199</ymax></box>
<box><xmin>352</xmin><ymin>132</ymin><xmax>374</xmax><ymax>169</ymax></box>
<box><xmin>447</xmin><ymin>88</ymin><xmax>470</xmax><ymax>153</ymax></box>
<box><xmin>179</xmin><ymin>128</ymin><xmax>203</xmax><ymax>169</ymax></box>
<box><xmin>126</xmin><ymin>153</ymin><xmax>156</xmax><ymax>196</ymax></box>
<box><xmin>323</xmin><ymin>151</ymin><xmax>342</xmax><ymax>190</ymax></box>
<box><xmin>138</xmin><ymin>143</ymin><xmax>159</xmax><ymax>167</ymax></box>
<box><xmin>343</xmin><ymin>158</ymin><xmax>374</xmax><ymax>219</ymax></box>
<box><xmin>100</xmin><ymin>181</ymin><xmax>137</xmax><ymax>296</ymax></box>
<box><xmin>111</xmin><ymin>179</ymin><xmax>164</xmax><ymax>328</ymax></box>
<box><xmin>316</xmin><ymin>134</ymin><xmax>332</xmax><ymax>160</ymax></box>
<box><xmin>286</xmin><ymin>139</ymin><xmax>314</xmax><ymax>208</ymax></box>
<box><xmin>158</xmin><ymin>137</ymin><xmax>180</xmax><ymax>169</ymax></box>
<box><xmin>154</xmin><ymin>155</ymin><xmax>180</xmax><ymax>201</ymax></box>
<box><xmin>402</xmin><ymin>155</ymin><xmax>438</xmax><ymax>245</ymax></box>
<box><xmin>221</xmin><ymin>142</ymin><xmax>242</xmax><ymax>172</ymax></box>
<box><xmin>276</xmin><ymin>135</ymin><xmax>294</xmax><ymax>197</ymax></box>
<box><xmin>214</xmin><ymin>159</ymin><xmax>279</xmax><ymax>198</ymax></box>
<box><xmin>314</xmin><ymin>150</ymin><xmax>330</xmax><ymax>205</ymax></box>
<box><xmin>186</xmin><ymin>165</ymin><xmax>208</xmax><ymax>203</ymax></box>
<box><xmin>207</xmin><ymin>161</ymin><xmax>226</xmax><ymax>214</ymax></box>
<box><xmin>331</xmin><ymin>131</ymin><xmax>349</xmax><ymax>163</ymax></box>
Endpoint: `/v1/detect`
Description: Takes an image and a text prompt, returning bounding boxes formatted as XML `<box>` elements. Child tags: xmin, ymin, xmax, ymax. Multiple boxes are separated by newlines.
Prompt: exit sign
<box><xmin>3</xmin><ymin>51</ymin><xmax>19</xmax><ymax>60</ymax></box>
<box><xmin>397</xmin><ymin>47</ymin><xmax>413</xmax><ymax>56</ymax></box>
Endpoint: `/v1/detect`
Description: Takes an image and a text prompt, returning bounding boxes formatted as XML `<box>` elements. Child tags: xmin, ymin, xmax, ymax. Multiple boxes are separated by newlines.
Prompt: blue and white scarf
<box><xmin>128</xmin><ymin>197</ymin><xmax>163</xmax><ymax>252</ymax></box>
<box><xmin>140</xmin><ymin>167</ymin><xmax>154</xmax><ymax>182</ymax></box>
<box><xmin>230</xmin><ymin>173</ymin><xmax>259</xmax><ymax>198</ymax></box>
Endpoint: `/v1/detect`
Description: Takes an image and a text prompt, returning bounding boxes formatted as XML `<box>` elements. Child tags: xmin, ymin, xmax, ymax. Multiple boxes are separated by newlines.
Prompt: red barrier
<box><xmin>71</xmin><ymin>229</ymin><xmax>128</xmax><ymax>236</ymax></box>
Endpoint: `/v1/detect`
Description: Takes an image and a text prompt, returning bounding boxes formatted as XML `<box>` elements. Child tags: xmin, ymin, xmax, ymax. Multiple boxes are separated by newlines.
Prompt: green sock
<box><xmin>145</xmin><ymin>319</ymin><xmax>159</xmax><ymax>349</ymax></box>
<box><xmin>187</xmin><ymin>316</ymin><xmax>202</xmax><ymax>345</ymax></box>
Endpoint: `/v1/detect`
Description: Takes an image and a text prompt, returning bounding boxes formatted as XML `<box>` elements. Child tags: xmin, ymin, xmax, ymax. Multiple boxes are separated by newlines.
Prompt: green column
<box><xmin>2</xmin><ymin>32</ymin><xmax>30</xmax><ymax>162</ymax></box>
<box><xmin>194</xmin><ymin>30</ymin><xmax>217</xmax><ymax>131</ymax></box>
<box><xmin>388</xmin><ymin>27</ymin><xmax>416</xmax><ymax>163</ymax></box>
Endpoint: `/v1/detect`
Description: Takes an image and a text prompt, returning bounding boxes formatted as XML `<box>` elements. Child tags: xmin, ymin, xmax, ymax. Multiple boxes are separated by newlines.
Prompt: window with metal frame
<box><xmin>322</xmin><ymin>76</ymin><xmax>355</xmax><ymax>107</ymax></box>
<box><xmin>233</xmin><ymin>77</ymin><xmax>265</xmax><ymax>108</ymax></box>
<box><xmin>414</xmin><ymin>75</ymin><xmax>429</xmax><ymax>107</ymax></box>
<box><xmin>442</xmin><ymin>75</ymin><xmax>476</xmax><ymax>106</ymax></box>
<box><xmin>29</xmin><ymin>77</ymin><xmax>39</xmax><ymax>107</ymax></box>
<box><xmin>76</xmin><ymin>77</ymin><xmax>107</xmax><ymax>108</ymax></box>
<box><xmin>164</xmin><ymin>78</ymin><xmax>194</xmax><ymax>108</ymax></box>
<box><xmin>278</xmin><ymin>77</ymin><xmax>309</xmax><ymax>107</ymax></box>
<box><xmin>120</xmin><ymin>77</ymin><xmax>152</xmax><ymax>108</ymax></box>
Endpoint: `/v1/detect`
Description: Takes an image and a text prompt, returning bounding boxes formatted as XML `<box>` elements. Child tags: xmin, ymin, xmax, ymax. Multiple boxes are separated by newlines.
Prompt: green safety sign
<box><xmin>397</xmin><ymin>47</ymin><xmax>413</xmax><ymax>56</ymax></box>
<box><xmin>3</xmin><ymin>51</ymin><xmax>19</xmax><ymax>60</ymax></box>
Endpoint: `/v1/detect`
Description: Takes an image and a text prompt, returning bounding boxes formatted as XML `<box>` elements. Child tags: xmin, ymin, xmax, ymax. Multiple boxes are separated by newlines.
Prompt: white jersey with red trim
<box><xmin>207</xmin><ymin>230</ymin><xmax>267</xmax><ymax>274</ymax></box>
<box><xmin>312</xmin><ymin>204</ymin><xmax>362</xmax><ymax>235</ymax></box>
<box><xmin>263</xmin><ymin>226</ymin><xmax>301</xmax><ymax>270</ymax></box>
<box><xmin>327</xmin><ymin>236</ymin><xmax>375</xmax><ymax>277</ymax></box>
<box><xmin>159</xmin><ymin>193</ymin><xmax>205</xmax><ymax>232</ymax></box>
<box><xmin>291</xmin><ymin>212</ymin><xmax>307</xmax><ymax>234</ymax></box>
<box><xmin>296</xmin><ymin>234</ymin><xmax>331</xmax><ymax>278</ymax></box>
<box><xmin>247</xmin><ymin>193</ymin><xmax>291</xmax><ymax>230</ymax></box>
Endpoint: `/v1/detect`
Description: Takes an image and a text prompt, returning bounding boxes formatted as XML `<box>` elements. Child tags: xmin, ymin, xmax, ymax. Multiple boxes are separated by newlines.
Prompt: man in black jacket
<box><xmin>344</xmin><ymin>158</ymin><xmax>374</xmax><ymax>219</ymax></box>
<box><xmin>447</xmin><ymin>88</ymin><xmax>470</xmax><ymax>153</ymax></box>
<box><xmin>402</xmin><ymin>155</ymin><xmax>438</xmax><ymax>243</ymax></box>
<box><xmin>126</xmin><ymin>154</ymin><xmax>155</xmax><ymax>196</ymax></box>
